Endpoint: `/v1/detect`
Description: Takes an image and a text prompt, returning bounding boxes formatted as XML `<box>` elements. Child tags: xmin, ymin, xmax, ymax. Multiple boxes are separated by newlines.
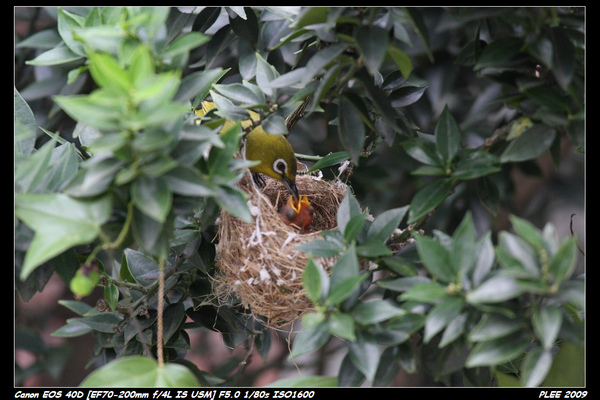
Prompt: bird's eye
<box><xmin>273</xmin><ymin>158</ymin><xmax>287</xmax><ymax>174</ymax></box>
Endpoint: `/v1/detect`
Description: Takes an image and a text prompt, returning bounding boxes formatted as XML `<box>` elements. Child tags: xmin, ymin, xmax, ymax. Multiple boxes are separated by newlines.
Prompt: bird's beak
<box><xmin>282</xmin><ymin>175</ymin><xmax>299</xmax><ymax>203</ymax></box>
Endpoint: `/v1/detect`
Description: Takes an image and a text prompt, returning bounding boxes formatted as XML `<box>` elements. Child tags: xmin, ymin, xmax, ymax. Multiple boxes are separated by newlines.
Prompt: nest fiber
<box><xmin>214</xmin><ymin>173</ymin><xmax>347</xmax><ymax>327</ymax></box>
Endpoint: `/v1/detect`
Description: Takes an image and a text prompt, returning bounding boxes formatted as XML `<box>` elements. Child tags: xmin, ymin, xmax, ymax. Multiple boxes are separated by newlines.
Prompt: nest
<box><xmin>213</xmin><ymin>172</ymin><xmax>348</xmax><ymax>328</ymax></box>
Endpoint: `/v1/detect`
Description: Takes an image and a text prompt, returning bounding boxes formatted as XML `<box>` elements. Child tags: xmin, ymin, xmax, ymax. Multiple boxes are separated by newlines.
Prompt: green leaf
<box><xmin>401</xmin><ymin>137</ymin><xmax>442</xmax><ymax>166</ymax></box>
<box><xmin>468</xmin><ymin>314</ymin><xmax>524</xmax><ymax>342</ymax></box>
<box><xmin>255</xmin><ymin>52</ymin><xmax>279</xmax><ymax>97</ymax></box>
<box><xmin>80</xmin><ymin>356</ymin><xmax>200</xmax><ymax>387</ymax></box>
<box><xmin>413</xmin><ymin>233</ymin><xmax>454</xmax><ymax>283</ymax></box>
<box><xmin>177</xmin><ymin>68</ymin><xmax>229</xmax><ymax>107</ymax></box>
<box><xmin>351</xmin><ymin>299</ymin><xmax>406</xmax><ymax>325</ymax></box>
<box><xmin>338</xmin><ymin>96</ymin><xmax>366</xmax><ymax>164</ymax></box>
<box><xmin>303</xmin><ymin>257</ymin><xmax>329</xmax><ymax>304</ymax></box>
<box><xmin>14</xmin><ymin>137</ymin><xmax>55</xmax><ymax>194</ymax></box>
<box><xmin>402</xmin><ymin>8</ymin><xmax>433</xmax><ymax>62</ymax></box>
<box><xmin>355</xmin><ymin>26</ymin><xmax>389</xmax><ymax>76</ymax></box>
<box><xmin>51</xmin><ymin>319</ymin><xmax>93</xmax><ymax>338</ymax></box>
<box><xmin>296</xmin><ymin>239</ymin><xmax>342</xmax><ymax>258</ymax></box>
<box><xmin>366</xmin><ymin>206</ymin><xmax>408</xmax><ymax>243</ymax></box>
<box><xmin>87</xmin><ymin>52</ymin><xmax>131</xmax><ymax>94</ymax></box>
<box><xmin>289</xmin><ymin>322</ymin><xmax>331</xmax><ymax>359</ymax></box>
<box><xmin>500</xmin><ymin>124</ymin><xmax>556</xmax><ymax>163</ymax></box>
<box><xmin>452</xmin><ymin>151</ymin><xmax>501</xmax><ymax>180</ymax></box>
<box><xmin>164</xmin><ymin>165</ymin><xmax>216</xmax><ymax>197</ymax></box>
<box><xmin>498</xmin><ymin>232</ymin><xmax>540</xmax><ymax>277</ymax></box>
<box><xmin>162</xmin><ymin>32</ymin><xmax>210</xmax><ymax>58</ymax></box>
<box><xmin>466</xmin><ymin>275</ymin><xmax>524</xmax><ymax>304</ymax></box>
<box><xmin>408</xmin><ymin>178</ymin><xmax>453</xmax><ymax>224</ymax></box>
<box><xmin>326</xmin><ymin>274</ymin><xmax>368</xmax><ymax>306</ymax></box>
<box><xmin>399</xmin><ymin>281</ymin><xmax>448</xmax><ymax>303</ymax></box>
<box><xmin>356</xmin><ymin>240</ymin><xmax>393</xmax><ymax>258</ymax></box>
<box><xmin>14</xmin><ymin>88</ymin><xmax>37</xmax><ymax>159</ymax></box>
<box><xmin>301</xmin><ymin>43</ymin><xmax>348</xmax><ymax>85</ymax></box>
<box><xmin>213</xmin><ymin>185</ymin><xmax>252</xmax><ymax>223</ymax></box>
<box><xmin>58</xmin><ymin>299</ymin><xmax>93</xmax><ymax>316</ymax></box>
<box><xmin>435</xmin><ymin>105</ymin><xmax>461</xmax><ymax>166</ymax></box>
<box><xmin>509</xmin><ymin>215</ymin><xmax>544</xmax><ymax>250</ymax></box>
<box><xmin>267</xmin><ymin>375</ymin><xmax>337</xmax><ymax>387</ymax></box>
<box><xmin>307</xmin><ymin>151</ymin><xmax>350</xmax><ymax>173</ymax></box>
<box><xmin>348</xmin><ymin>331</ymin><xmax>380</xmax><ymax>382</ymax></box>
<box><xmin>532</xmin><ymin>305</ymin><xmax>563</xmax><ymax>351</ymax></box>
<box><xmin>328</xmin><ymin>313</ymin><xmax>356</xmax><ymax>341</ymax></box>
<box><xmin>123</xmin><ymin>248</ymin><xmax>159</xmax><ymax>287</ymax></box>
<box><xmin>549</xmin><ymin>237</ymin><xmax>578</xmax><ymax>284</ymax></box>
<box><xmin>476</xmin><ymin>177</ymin><xmax>500</xmax><ymax>216</ymax></box>
<box><xmin>466</xmin><ymin>332</ymin><xmax>530</xmax><ymax>368</ymax></box>
<box><xmin>16</xmin><ymin>193</ymin><xmax>112</xmax><ymax>280</ymax></box>
<box><xmin>438</xmin><ymin>312</ymin><xmax>467</xmax><ymax>348</ymax></box>
<box><xmin>388</xmin><ymin>85</ymin><xmax>428</xmax><ymax>108</ymax></box>
<box><xmin>104</xmin><ymin>283</ymin><xmax>119</xmax><ymax>311</ymax></box>
<box><xmin>423</xmin><ymin>296</ymin><xmax>464</xmax><ymax>343</ymax></box>
<box><xmin>549</xmin><ymin>27</ymin><xmax>575</xmax><ymax>90</ymax></box>
<box><xmin>541</xmin><ymin>342</ymin><xmax>584</xmax><ymax>387</ymax></box>
<box><xmin>343</xmin><ymin>214</ymin><xmax>366</xmax><ymax>244</ymax></box>
<box><xmin>261</xmin><ymin>114</ymin><xmax>288</xmax><ymax>135</ymax></box>
<box><xmin>387</xmin><ymin>45</ymin><xmax>413</xmax><ymax>79</ymax></box>
<box><xmin>474</xmin><ymin>37</ymin><xmax>523</xmax><ymax>71</ymax></box>
<box><xmin>521</xmin><ymin>347</ymin><xmax>553</xmax><ymax>387</ymax></box>
<box><xmin>78</xmin><ymin>312</ymin><xmax>123</xmax><ymax>333</ymax></box>
<box><xmin>56</xmin><ymin>8</ymin><xmax>85</xmax><ymax>57</ymax></box>
<box><xmin>64</xmin><ymin>157</ymin><xmax>125</xmax><ymax>197</ymax></box>
<box><xmin>337</xmin><ymin>188</ymin><xmax>362</xmax><ymax>235</ymax></box>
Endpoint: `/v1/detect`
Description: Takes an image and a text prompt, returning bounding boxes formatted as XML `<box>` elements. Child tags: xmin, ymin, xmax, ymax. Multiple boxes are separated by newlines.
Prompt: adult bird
<box><xmin>196</xmin><ymin>102</ymin><xmax>299</xmax><ymax>202</ymax></box>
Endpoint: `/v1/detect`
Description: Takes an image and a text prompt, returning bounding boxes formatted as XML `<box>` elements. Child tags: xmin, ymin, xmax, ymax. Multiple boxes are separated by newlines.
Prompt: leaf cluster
<box><xmin>297</xmin><ymin>201</ymin><xmax>583</xmax><ymax>387</ymax></box>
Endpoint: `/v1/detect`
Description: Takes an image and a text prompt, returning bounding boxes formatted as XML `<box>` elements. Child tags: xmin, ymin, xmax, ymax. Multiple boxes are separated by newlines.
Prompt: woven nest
<box><xmin>213</xmin><ymin>172</ymin><xmax>348</xmax><ymax>328</ymax></box>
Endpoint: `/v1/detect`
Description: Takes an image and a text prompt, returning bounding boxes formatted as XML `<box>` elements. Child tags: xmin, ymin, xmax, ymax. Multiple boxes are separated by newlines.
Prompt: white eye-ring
<box><xmin>273</xmin><ymin>158</ymin><xmax>287</xmax><ymax>175</ymax></box>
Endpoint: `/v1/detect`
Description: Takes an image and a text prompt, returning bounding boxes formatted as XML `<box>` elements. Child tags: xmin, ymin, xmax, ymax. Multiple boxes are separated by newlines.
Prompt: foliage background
<box><xmin>15</xmin><ymin>7</ymin><xmax>584</xmax><ymax>387</ymax></box>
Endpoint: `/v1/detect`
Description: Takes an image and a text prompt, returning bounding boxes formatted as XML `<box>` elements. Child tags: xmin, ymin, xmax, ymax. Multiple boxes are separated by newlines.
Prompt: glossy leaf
<box><xmin>549</xmin><ymin>237</ymin><xmax>578</xmax><ymax>284</ymax></box>
<box><xmin>355</xmin><ymin>26</ymin><xmax>389</xmax><ymax>76</ymax></box>
<box><xmin>423</xmin><ymin>296</ymin><xmax>464</xmax><ymax>343</ymax></box>
<box><xmin>131</xmin><ymin>176</ymin><xmax>172</xmax><ymax>223</ymax></box>
<box><xmin>399</xmin><ymin>281</ymin><xmax>448</xmax><ymax>303</ymax></box>
<box><xmin>474</xmin><ymin>37</ymin><xmax>523</xmax><ymax>70</ymax></box>
<box><xmin>351</xmin><ymin>299</ymin><xmax>406</xmax><ymax>325</ymax></box>
<box><xmin>532</xmin><ymin>305</ymin><xmax>563</xmax><ymax>351</ymax></box>
<box><xmin>328</xmin><ymin>313</ymin><xmax>356</xmax><ymax>341</ymax></box>
<box><xmin>466</xmin><ymin>275</ymin><xmax>524</xmax><ymax>304</ymax></box>
<box><xmin>80</xmin><ymin>356</ymin><xmax>200</xmax><ymax>387</ymax></box>
<box><xmin>289</xmin><ymin>321</ymin><xmax>331</xmax><ymax>359</ymax></box>
<box><xmin>401</xmin><ymin>137</ymin><xmax>442</xmax><ymax>166</ymax></box>
<box><xmin>123</xmin><ymin>248</ymin><xmax>159</xmax><ymax>287</ymax></box>
<box><xmin>348</xmin><ymin>332</ymin><xmax>380</xmax><ymax>382</ymax></box>
<box><xmin>16</xmin><ymin>193</ymin><xmax>112</xmax><ymax>279</ymax></box>
<box><xmin>468</xmin><ymin>313</ymin><xmax>524</xmax><ymax>342</ymax></box>
<box><xmin>388</xmin><ymin>85</ymin><xmax>427</xmax><ymax>108</ymax></box>
<box><xmin>435</xmin><ymin>105</ymin><xmax>461</xmax><ymax>166</ymax></box>
<box><xmin>521</xmin><ymin>347</ymin><xmax>553</xmax><ymax>387</ymax></box>
<box><xmin>453</xmin><ymin>151</ymin><xmax>500</xmax><ymax>180</ymax></box>
<box><xmin>307</xmin><ymin>151</ymin><xmax>350</xmax><ymax>173</ymax></box>
<box><xmin>338</xmin><ymin>96</ymin><xmax>366</xmax><ymax>164</ymax></box>
<box><xmin>408</xmin><ymin>178</ymin><xmax>452</xmax><ymax>224</ymax></box>
<box><xmin>500</xmin><ymin>124</ymin><xmax>556</xmax><ymax>163</ymax></box>
<box><xmin>466</xmin><ymin>332</ymin><xmax>530</xmax><ymax>368</ymax></box>
<box><xmin>413</xmin><ymin>233</ymin><xmax>454</xmax><ymax>283</ymax></box>
<box><xmin>366</xmin><ymin>206</ymin><xmax>409</xmax><ymax>243</ymax></box>
<box><xmin>303</xmin><ymin>257</ymin><xmax>329</xmax><ymax>304</ymax></box>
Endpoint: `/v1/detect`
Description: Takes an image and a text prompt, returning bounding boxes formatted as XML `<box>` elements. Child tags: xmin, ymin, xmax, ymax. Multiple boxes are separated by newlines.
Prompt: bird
<box><xmin>196</xmin><ymin>101</ymin><xmax>299</xmax><ymax>202</ymax></box>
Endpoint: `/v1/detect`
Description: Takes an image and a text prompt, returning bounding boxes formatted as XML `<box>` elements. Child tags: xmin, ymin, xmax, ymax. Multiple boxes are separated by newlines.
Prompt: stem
<box><xmin>156</xmin><ymin>257</ymin><xmax>165</xmax><ymax>368</ymax></box>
